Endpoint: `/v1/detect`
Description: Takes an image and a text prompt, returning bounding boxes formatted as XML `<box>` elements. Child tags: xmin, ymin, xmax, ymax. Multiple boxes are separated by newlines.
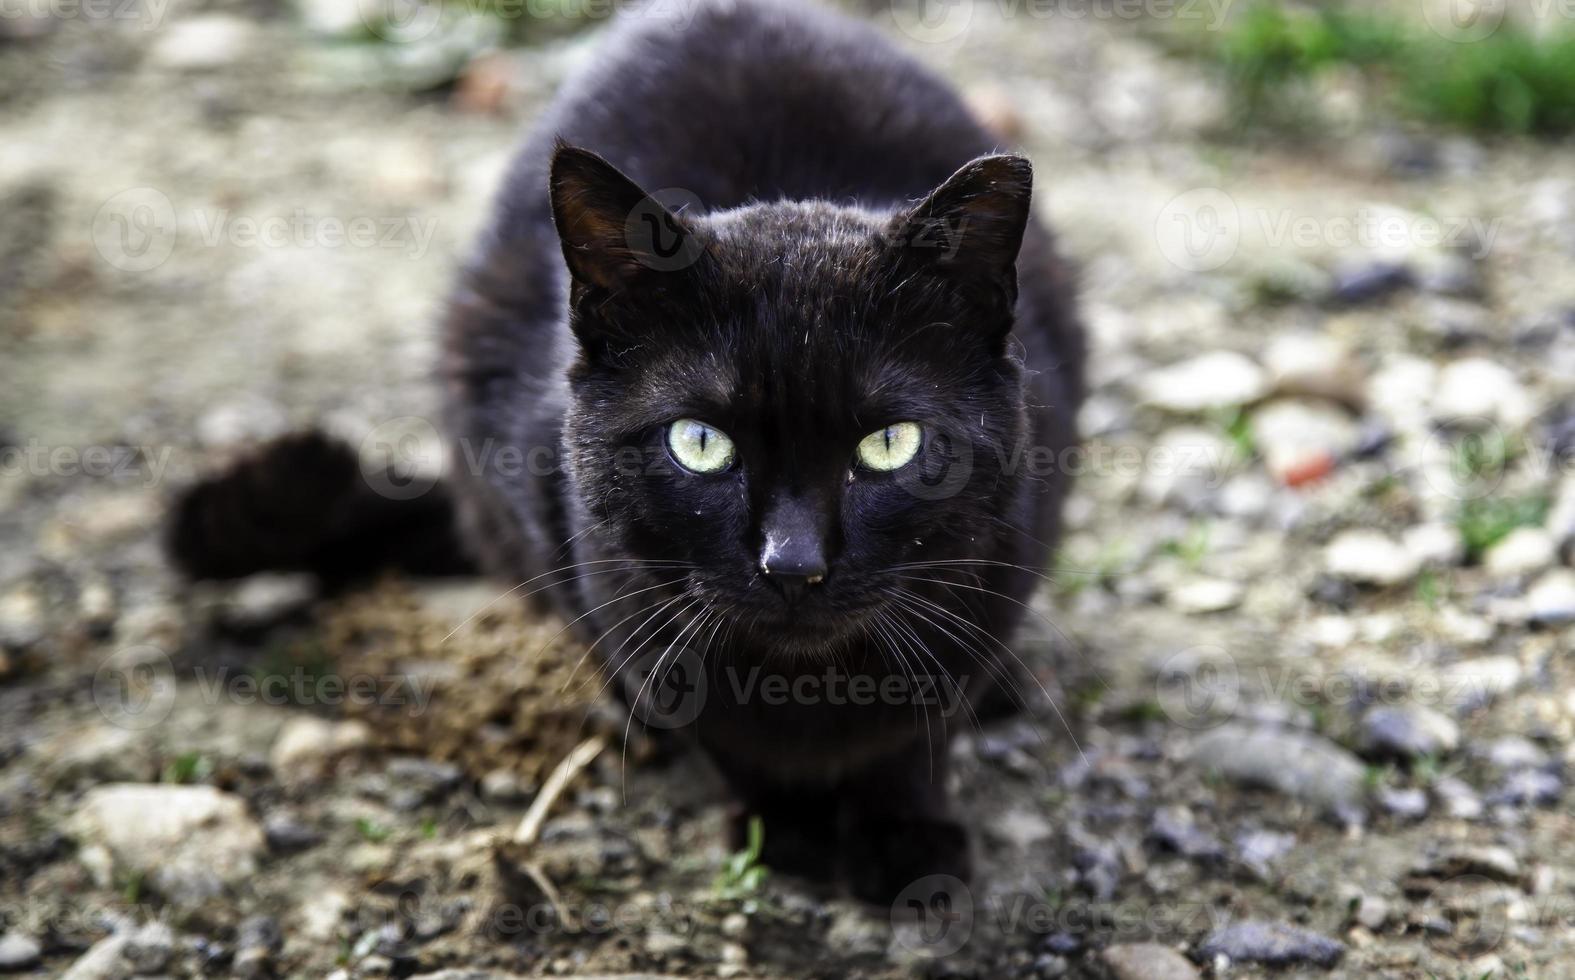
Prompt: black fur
<box><xmin>171</xmin><ymin>0</ymin><xmax>1084</xmax><ymax>901</ymax></box>
<box><xmin>166</xmin><ymin>431</ymin><xmax>472</xmax><ymax>585</ymax></box>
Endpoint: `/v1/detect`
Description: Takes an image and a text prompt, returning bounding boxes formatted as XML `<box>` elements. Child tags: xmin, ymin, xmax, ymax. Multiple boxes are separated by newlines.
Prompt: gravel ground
<box><xmin>3</xmin><ymin>1</ymin><xmax>1575</xmax><ymax>977</ymax></box>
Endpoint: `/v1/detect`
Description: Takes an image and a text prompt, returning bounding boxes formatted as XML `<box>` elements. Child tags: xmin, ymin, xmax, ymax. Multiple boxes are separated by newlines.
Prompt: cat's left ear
<box><xmin>549</xmin><ymin>143</ymin><xmax>703</xmax><ymax>293</ymax></box>
<box><xmin>887</xmin><ymin>154</ymin><xmax>1033</xmax><ymax>307</ymax></box>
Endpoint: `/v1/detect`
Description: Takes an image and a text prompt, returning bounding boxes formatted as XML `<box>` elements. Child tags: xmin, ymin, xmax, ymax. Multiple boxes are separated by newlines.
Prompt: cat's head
<box><xmin>550</xmin><ymin>144</ymin><xmax>1034</xmax><ymax>654</ymax></box>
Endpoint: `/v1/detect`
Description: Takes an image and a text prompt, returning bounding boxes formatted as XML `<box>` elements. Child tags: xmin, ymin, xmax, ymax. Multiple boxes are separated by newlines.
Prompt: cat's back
<box><xmin>498</xmin><ymin>0</ymin><xmax>1003</xmax><ymax>225</ymax></box>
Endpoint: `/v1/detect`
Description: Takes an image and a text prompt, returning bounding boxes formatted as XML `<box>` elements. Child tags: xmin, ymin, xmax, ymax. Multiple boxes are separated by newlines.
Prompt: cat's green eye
<box><xmin>667</xmin><ymin>418</ymin><xmax>736</xmax><ymax>474</ymax></box>
<box><xmin>856</xmin><ymin>422</ymin><xmax>923</xmax><ymax>472</ymax></box>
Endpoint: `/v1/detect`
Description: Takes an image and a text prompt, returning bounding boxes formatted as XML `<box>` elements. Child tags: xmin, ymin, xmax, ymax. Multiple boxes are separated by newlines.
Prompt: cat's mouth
<box><xmin>692</xmin><ymin>576</ymin><xmax>887</xmax><ymax>654</ymax></box>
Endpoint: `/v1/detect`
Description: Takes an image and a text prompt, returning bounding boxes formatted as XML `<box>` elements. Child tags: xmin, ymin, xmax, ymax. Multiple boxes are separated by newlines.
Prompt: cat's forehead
<box><xmin>701</xmin><ymin>200</ymin><xmax>890</xmax><ymax>285</ymax></box>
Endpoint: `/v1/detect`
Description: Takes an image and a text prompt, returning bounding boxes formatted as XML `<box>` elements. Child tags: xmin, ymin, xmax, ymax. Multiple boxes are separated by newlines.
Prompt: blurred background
<box><xmin>3</xmin><ymin>0</ymin><xmax>1575</xmax><ymax>977</ymax></box>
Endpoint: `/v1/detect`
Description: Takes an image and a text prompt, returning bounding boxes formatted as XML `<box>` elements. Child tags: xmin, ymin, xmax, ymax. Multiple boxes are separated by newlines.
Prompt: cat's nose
<box><xmin>759</xmin><ymin>494</ymin><xmax>829</xmax><ymax>602</ymax></box>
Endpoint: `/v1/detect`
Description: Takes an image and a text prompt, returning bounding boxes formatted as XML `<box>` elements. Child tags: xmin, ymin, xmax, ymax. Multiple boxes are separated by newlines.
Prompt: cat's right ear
<box><xmin>548</xmin><ymin>143</ymin><xmax>702</xmax><ymax>294</ymax></box>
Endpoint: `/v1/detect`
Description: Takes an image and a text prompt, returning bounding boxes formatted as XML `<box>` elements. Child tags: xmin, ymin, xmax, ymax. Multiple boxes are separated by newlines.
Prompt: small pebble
<box><xmin>1433</xmin><ymin>776</ymin><xmax>1484</xmax><ymax>820</ymax></box>
<box><xmin>1488</xmin><ymin>769</ymin><xmax>1562</xmax><ymax>808</ymax></box>
<box><xmin>0</xmin><ymin>932</ymin><xmax>42</xmax><ymax>971</ymax></box>
<box><xmin>1196</xmin><ymin>920</ymin><xmax>1345</xmax><ymax>968</ymax></box>
<box><xmin>1377</xmin><ymin>786</ymin><xmax>1428</xmax><ymax>821</ymax></box>
<box><xmin>1423</xmin><ymin>844</ymin><xmax>1522</xmax><ymax>883</ymax></box>
<box><xmin>1526</xmin><ymin>570</ymin><xmax>1575</xmax><ymax>625</ymax></box>
<box><xmin>1330</xmin><ymin>260</ymin><xmax>1412</xmax><ymax>305</ymax></box>
<box><xmin>1324</xmin><ymin>530</ymin><xmax>1420</xmax><ymax>587</ymax></box>
<box><xmin>1138</xmin><ymin>352</ymin><xmax>1269</xmax><ymax>414</ymax></box>
<box><xmin>1358</xmin><ymin>704</ymin><xmax>1460</xmax><ymax>761</ymax></box>
<box><xmin>1484</xmin><ymin>527</ymin><xmax>1557</xmax><ymax>578</ymax></box>
<box><xmin>1101</xmin><ymin>942</ymin><xmax>1201</xmax><ymax>980</ymax></box>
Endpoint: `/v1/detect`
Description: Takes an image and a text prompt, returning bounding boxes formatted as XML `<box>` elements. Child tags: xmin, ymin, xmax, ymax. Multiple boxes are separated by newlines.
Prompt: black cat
<box><xmin>170</xmin><ymin>0</ymin><xmax>1083</xmax><ymax>901</ymax></box>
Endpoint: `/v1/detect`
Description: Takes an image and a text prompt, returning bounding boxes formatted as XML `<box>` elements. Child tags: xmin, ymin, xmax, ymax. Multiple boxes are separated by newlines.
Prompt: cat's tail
<box><xmin>165</xmin><ymin>430</ymin><xmax>476</xmax><ymax>585</ymax></box>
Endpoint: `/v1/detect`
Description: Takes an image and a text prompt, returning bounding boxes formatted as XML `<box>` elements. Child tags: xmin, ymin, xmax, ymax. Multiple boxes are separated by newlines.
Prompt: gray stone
<box><xmin>1352</xmin><ymin>893</ymin><xmax>1392</xmax><ymax>930</ymax></box>
<box><xmin>369</xmin><ymin>757</ymin><xmax>463</xmax><ymax>810</ymax></box>
<box><xmin>121</xmin><ymin>921</ymin><xmax>173</xmax><ymax>974</ymax></box>
<box><xmin>1100</xmin><ymin>942</ymin><xmax>1201</xmax><ymax>980</ymax></box>
<box><xmin>1377</xmin><ymin>786</ymin><xmax>1428</xmax><ymax>821</ymax></box>
<box><xmin>1422</xmin><ymin>844</ymin><xmax>1522</xmax><ymax>883</ymax></box>
<box><xmin>1358</xmin><ymin>704</ymin><xmax>1460</xmax><ymax>761</ymax></box>
<box><xmin>1148</xmin><ymin>806</ymin><xmax>1224</xmax><ymax>861</ymax></box>
<box><xmin>1433</xmin><ymin>776</ymin><xmax>1484</xmax><ymax>820</ymax></box>
<box><xmin>1489</xmin><ymin>769</ymin><xmax>1562</xmax><ymax>808</ymax></box>
<box><xmin>1234</xmin><ymin>828</ymin><xmax>1296</xmax><ymax>879</ymax></box>
<box><xmin>1483</xmin><ymin>736</ymin><xmax>1549</xmax><ymax>772</ymax></box>
<box><xmin>1192</xmin><ymin>724</ymin><xmax>1367</xmax><ymax>818</ymax></box>
<box><xmin>1196</xmin><ymin>920</ymin><xmax>1344</xmax><ymax>968</ymax></box>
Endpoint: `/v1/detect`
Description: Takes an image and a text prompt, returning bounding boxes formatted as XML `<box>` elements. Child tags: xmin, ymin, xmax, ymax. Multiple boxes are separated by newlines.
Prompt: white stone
<box><xmin>1484</xmin><ymin>527</ymin><xmax>1557</xmax><ymax>578</ymax></box>
<box><xmin>1367</xmin><ymin>356</ymin><xmax>1436</xmax><ymax>435</ymax></box>
<box><xmin>1219</xmin><ymin>473</ymin><xmax>1274</xmax><ymax>520</ymax></box>
<box><xmin>149</xmin><ymin>15</ymin><xmax>253</xmax><ymax>70</ymax></box>
<box><xmin>1167</xmin><ymin>578</ymin><xmax>1244</xmax><ymax>614</ymax></box>
<box><xmin>1431</xmin><ymin>358</ymin><xmax>1535</xmax><ymax>430</ymax></box>
<box><xmin>1250</xmin><ymin>399</ymin><xmax>1358</xmax><ymax>483</ymax></box>
<box><xmin>1527</xmin><ymin>570</ymin><xmax>1575</xmax><ymax>625</ymax></box>
<box><xmin>1324</xmin><ymin>530</ymin><xmax>1420</xmax><ymax>586</ymax></box>
<box><xmin>69</xmin><ymin>785</ymin><xmax>265</xmax><ymax>905</ymax></box>
<box><xmin>1404</xmin><ymin>522</ymin><xmax>1465</xmax><ymax>567</ymax></box>
<box><xmin>1263</xmin><ymin>333</ymin><xmax>1364</xmax><ymax>406</ymax></box>
<box><xmin>1138</xmin><ymin>351</ymin><xmax>1268</xmax><ymax>413</ymax></box>
<box><xmin>270</xmin><ymin>716</ymin><xmax>372</xmax><ymax>782</ymax></box>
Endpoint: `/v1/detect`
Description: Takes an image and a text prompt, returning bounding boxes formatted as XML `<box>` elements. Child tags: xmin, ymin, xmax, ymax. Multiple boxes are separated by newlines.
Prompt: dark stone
<box><xmin>1488</xmin><ymin>769</ymin><xmax>1563</xmax><ymax>808</ymax></box>
<box><xmin>1147</xmin><ymin>807</ymin><xmax>1225</xmax><ymax>862</ymax></box>
<box><xmin>1330</xmin><ymin>261</ymin><xmax>1412</xmax><ymax>306</ymax></box>
<box><xmin>1195</xmin><ymin>920</ymin><xmax>1344</xmax><ymax>968</ymax></box>
<box><xmin>263</xmin><ymin>812</ymin><xmax>322</xmax><ymax>852</ymax></box>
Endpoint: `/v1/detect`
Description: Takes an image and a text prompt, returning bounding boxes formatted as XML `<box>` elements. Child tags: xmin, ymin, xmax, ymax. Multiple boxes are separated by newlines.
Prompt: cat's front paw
<box><xmin>844</xmin><ymin>816</ymin><xmax>972</xmax><ymax>905</ymax></box>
